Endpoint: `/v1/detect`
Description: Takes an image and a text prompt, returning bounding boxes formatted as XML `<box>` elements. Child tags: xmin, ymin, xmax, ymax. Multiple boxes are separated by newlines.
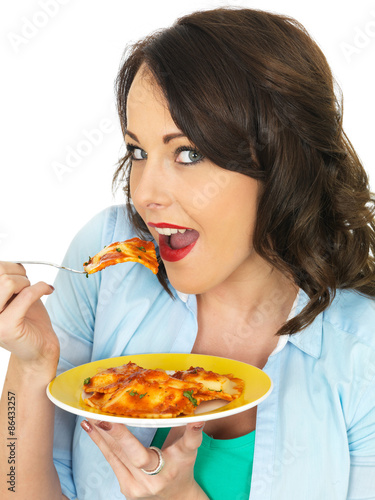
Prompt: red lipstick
<box><xmin>147</xmin><ymin>223</ymin><xmax>199</xmax><ymax>262</ymax></box>
<box><xmin>148</xmin><ymin>222</ymin><xmax>191</xmax><ymax>230</ymax></box>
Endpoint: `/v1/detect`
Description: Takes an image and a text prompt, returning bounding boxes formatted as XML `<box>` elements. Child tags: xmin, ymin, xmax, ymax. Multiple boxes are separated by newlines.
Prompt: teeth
<box><xmin>154</xmin><ymin>227</ymin><xmax>188</xmax><ymax>235</ymax></box>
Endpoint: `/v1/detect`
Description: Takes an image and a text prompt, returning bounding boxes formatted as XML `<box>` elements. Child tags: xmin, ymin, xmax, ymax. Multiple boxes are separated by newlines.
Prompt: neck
<box><xmin>193</xmin><ymin>257</ymin><xmax>298</xmax><ymax>367</ymax></box>
<box><xmin>198</xmin><ymin>258</ymin><xmax>297</xmax><ymax>321</ymax></box>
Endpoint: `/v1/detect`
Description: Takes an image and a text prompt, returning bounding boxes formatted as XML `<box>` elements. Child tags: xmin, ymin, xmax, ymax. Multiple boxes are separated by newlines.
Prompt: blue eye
<box><xmin>126</xmin><ymin>143</ymin><xmax>204</xmax><ymax>165</ymax></box>
<box><xmin>175</xmin><ymin>147</ymin><xmax>204</xmax><ymax>165</ymax></box>
<box><xmin>126</xmin><ymin>144</ymin><xmax>147</xmax><ymax>160</ymax></box>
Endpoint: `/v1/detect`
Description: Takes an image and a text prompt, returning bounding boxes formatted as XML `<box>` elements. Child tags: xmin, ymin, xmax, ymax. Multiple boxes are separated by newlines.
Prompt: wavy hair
<box><xmin>113</xmin><ymin>7</ymin><xmax>375</xmax><ymax>335</ymax></box>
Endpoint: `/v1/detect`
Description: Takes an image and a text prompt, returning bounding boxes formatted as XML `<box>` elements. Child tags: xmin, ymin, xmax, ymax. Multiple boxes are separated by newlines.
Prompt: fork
<box><xmin>9</xmin><ymin>261</ymin><xmax>87</xmax><ymax>274</ymax></box>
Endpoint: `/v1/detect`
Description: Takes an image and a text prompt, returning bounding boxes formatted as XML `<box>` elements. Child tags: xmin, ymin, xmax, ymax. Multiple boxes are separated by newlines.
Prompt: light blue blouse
<box><xmin>46</xmin><ymin>205</ymin><xmax>375</xmax><ymax>500</ymax></box>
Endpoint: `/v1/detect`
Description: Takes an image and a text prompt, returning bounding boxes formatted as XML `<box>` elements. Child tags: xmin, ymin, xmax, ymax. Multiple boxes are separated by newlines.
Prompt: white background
<box><xmin>0</xmin><ymin>0</ymin><xmax>374</xmax><ymax>393</ymax></box>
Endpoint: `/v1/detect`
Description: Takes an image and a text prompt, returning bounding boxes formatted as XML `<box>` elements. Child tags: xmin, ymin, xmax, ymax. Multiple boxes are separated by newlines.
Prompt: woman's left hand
<box><xmin>81</xmin><ymin>419</ymin><xmax>209</xmax><ymax>500</ymax></box>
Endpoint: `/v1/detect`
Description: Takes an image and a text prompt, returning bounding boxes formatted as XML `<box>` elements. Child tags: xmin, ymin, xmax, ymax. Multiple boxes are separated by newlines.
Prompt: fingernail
<box><xmin>49</xmin><ymin>285</ymin><xmax>55</xmax><ymax>292</ymax></box>
<box><xmin>193</xmin><ymin>423</ymin><xmax>205</xmax><ymax>431</ymax></box>
<box><xmin>81</xmin><ymin>420</ymin><xmax>93</xmax><ymax>433</ymax></box>
<box><xmin>97</xmin><ymin>421</ymin><xmax>112</xmax><ymax>431</ymax></box>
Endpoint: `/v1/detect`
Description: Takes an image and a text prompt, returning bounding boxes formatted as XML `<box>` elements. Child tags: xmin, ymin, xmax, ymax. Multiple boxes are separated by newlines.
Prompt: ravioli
<box><xmin>172</xmin><ymin>366</ymin><xmax>245</xmax><ymax>403</ymax></box>
<box><xmin>83</xmin><ymin>362</ymin><xmax>141</xmax><ymax>393</ymax></box>
<box><xmin>83</xmin><ymin>362</ymin><xmax>244</xmax><ymax>418</ymax></box>
<box><xmin>83</xmin><ymin>238</ymin><xmax>158</xmax><ymax>275</ymax></box>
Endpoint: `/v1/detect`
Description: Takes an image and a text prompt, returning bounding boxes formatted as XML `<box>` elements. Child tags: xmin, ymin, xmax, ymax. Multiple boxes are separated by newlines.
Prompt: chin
<box><xmin>166</xmin><ymin>275</ymin><xmax>212</xmax><ymax>296</ymax></box>
<box><xmin>170</xmin><ymin>282</ymin><xmax>201</xmax><ymax>296</ymax></box>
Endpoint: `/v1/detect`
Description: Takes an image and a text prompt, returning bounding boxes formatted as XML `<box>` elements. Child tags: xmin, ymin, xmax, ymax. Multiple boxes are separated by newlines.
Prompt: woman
<box><xmin>0</xmin><ymin>7</ymin><xmax>374</xmax><ymax>500</ymax></box>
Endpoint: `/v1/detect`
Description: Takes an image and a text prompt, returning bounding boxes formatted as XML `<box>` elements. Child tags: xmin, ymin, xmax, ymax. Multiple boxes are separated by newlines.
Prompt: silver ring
<box><xmin>140</xmin><ymin>446</ymin><xmax>165</xmax><ymax>475</ymax></box>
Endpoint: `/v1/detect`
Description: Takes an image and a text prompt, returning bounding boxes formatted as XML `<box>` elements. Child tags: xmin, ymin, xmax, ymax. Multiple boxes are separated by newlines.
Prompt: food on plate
<box><xmin>173</xmin><ymin>366</ymin><xmax>245</xmax><ymax>403</ymax></box>
<box><xmin>83</xmin><ymin>362</ymin><xmax>244</xmax><ymax>418</ymax></box>
<box><xmin>83</xmin><ymin>362</ymin><xmax>141</xmax><ymax>393</ymax></box>
<box><xmin>83</xmin><ymin>238</ymin><xmax>158</xmax><ymax>275</ymax></box>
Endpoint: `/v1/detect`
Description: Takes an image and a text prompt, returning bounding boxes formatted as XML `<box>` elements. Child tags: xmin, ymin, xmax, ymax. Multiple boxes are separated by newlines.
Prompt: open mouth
<box><xmin>154</xmin><ymin>228</ymin><xmax>199</xmax><ymax>250</ymax></box>
<box><xmin>149</xmin><ymin>223</ymin><xmax>199</xmax><ymax>262</ymax></box>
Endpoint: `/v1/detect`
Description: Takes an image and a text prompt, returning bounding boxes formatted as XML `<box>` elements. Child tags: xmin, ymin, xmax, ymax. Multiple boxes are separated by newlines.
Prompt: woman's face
<box><xmin>127</xmin><ymin>66</ymin><xmax>261</xmax><ymax>294</ymax></box>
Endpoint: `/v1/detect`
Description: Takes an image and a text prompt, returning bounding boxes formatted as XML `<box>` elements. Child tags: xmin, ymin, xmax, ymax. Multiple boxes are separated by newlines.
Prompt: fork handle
<box><xmin>8</xmin><ymin>261</ymin><xmax>87</xmax><ymax>274</ymax></box>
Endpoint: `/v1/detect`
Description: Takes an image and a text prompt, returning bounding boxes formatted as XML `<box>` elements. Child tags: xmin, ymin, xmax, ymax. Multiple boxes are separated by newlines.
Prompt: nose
<box><xmin>130</xmin><ymin>155</ymin><xmax>173</xmax><ymax>210</ymax></box>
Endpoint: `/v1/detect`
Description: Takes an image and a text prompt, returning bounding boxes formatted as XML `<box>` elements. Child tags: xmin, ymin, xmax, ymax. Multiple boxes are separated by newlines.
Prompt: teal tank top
<box><xmin>151</xmin><ymin>427</ymin><xmax>255</xmax><ymax>500</ymax></box>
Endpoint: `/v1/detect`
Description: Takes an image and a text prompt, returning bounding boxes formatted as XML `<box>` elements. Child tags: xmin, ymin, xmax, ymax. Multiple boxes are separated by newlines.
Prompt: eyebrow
<box><xmin>125</xmin><ymin>130</ymin><xmax>187</xmax><ymax>145</ymax></box>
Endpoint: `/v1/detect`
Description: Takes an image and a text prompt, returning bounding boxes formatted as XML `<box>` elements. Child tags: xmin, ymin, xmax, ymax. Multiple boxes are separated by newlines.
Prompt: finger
<box><xmin>0</xmin><ymin>274</ymin><xmax>31</xmax><ymax>311</ymax></box>
<box><xmin>0</xmin><ymin>262</ymin><xmax>27</xmax><ymax>277</ymax></box>
<box><xmin>81</xmin><ymin>420</ymin><xmax>138</xmax><ymax>484</ymax></box>
<box><xmin>88</xmin><ymin>420</ymin><xmax>159</xmax><ymax>472</ymax></box>
<box><xmin>177</xmin><ymin>422</ymin><xmax>205</xmax><ymax>454</ymax></box>
<box><xmin>1</xmin><ymin>281</ymin><xmax>54</xmax><ymax>321</ymax></box>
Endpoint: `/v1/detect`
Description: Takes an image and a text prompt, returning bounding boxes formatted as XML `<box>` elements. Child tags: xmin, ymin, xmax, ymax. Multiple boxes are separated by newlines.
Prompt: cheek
<box><xmin>128</xmin><ymin>170</ymin><xmax>146</xmax><ymax>222</ymax></box>
<box><xmin>211</xmin><ymin>185</ymin><xmax>257</xmax><ymax>252</ymax></box>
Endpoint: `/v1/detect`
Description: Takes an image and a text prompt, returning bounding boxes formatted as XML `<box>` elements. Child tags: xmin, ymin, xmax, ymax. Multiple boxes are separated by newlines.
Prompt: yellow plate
<box><xmin>47</xmin><ymin>353</ymin><xmax>273</xmax><ymax>427</ymax></box>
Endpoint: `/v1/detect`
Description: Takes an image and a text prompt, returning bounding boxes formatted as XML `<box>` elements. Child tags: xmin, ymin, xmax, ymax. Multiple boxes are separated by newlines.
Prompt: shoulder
<box><xmin>58</xmin><ymin>204</ymin><xmax>145</xmax><ymax>277</ymax></box>
<box><xmin>323</xmin><ymin>292</ymin><xmax>375</xmax><ymax>449</ymax></box>
<box><xmin>96</xmin><ymin>204</ymin><xmax>136</xmax><ymax>241</ymax></box>
<box><xmin>66</xmin><ymin>205</ymin><xmax>137</xmax><ymax>256</ymax></box>
<box><xmin>323</xmin><ymin>289</ymin><xmax>375</xmax><ymax>349</ymax></box>
<box><xmin>73</xmin><ymin>204</ymin><xmax>133</xmax><ymax>243</ymax></box>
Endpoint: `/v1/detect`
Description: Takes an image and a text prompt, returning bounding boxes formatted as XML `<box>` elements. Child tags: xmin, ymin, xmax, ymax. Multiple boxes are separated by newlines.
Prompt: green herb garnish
<box><xmin>137</xmin><ymin>246</ymin><xmax>146</xmax><ymax>252</ymax></box>
<box><xmin>83</xmin><ymin>377</ymin><xmax>91</xmax><ymax>385</ymax></box>
<box><xmin>183</xmin><ymin>390</ymin><xmax>198</xmax><ymax>407</ymax></box>
<box><xmin>116</xmin><ymin>248</ymin><xmax>122</xmax><ymax>252</ymax></box>
<box><xmin>138</xmin><ymin>255</ymin><xmax>142</xmax><ymax>259</ymax></box>
<box><xmin>128</xmin><ymin>390</ymin><xmax>147</xmax><ymax>398</ymax></box>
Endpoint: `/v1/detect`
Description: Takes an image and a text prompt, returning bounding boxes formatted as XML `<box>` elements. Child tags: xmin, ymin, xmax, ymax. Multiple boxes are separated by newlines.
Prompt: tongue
<box><xmin>169</xmin><ymin>230</ymin><xmax>199</xmax><ymax>250</ymax></box>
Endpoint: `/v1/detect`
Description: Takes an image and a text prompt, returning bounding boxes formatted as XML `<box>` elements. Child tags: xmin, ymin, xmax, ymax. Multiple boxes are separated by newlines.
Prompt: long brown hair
<box><xmin>113</xmin><ymin>7</ymin><xmax>375</xmax><ymax>335</ymax></box>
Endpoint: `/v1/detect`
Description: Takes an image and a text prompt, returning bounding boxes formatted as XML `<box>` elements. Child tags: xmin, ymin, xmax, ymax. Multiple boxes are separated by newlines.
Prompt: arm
<box><xmin>0</xmin><ymin>355</ymin><xmax>63</xmax><ymax>499</ymax></box>
<box><xmin>0</xmin><ymin>208</ymin><xmax>118</xmax><ymax>499</ymax></box>
<box><xmin>44</xmin><ymin>211</ymin><xmax>104</xmax><ymax>499</ymax></box>
<box><xmin>346</xmin><ymin>370</ymin><xmax>375</xmax><ymax>499</ymax></box>
<box><xmin>0</xmin><ymin>268</ymin><xmax>63</xmax><ymax>499</ymax></box>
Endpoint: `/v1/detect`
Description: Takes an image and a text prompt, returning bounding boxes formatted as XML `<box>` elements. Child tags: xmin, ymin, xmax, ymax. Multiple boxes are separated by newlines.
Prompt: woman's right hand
<box><xmin>0</xmin><ymin>262</ymin><xmax>59</xmax><ymax>372</ymax></box>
